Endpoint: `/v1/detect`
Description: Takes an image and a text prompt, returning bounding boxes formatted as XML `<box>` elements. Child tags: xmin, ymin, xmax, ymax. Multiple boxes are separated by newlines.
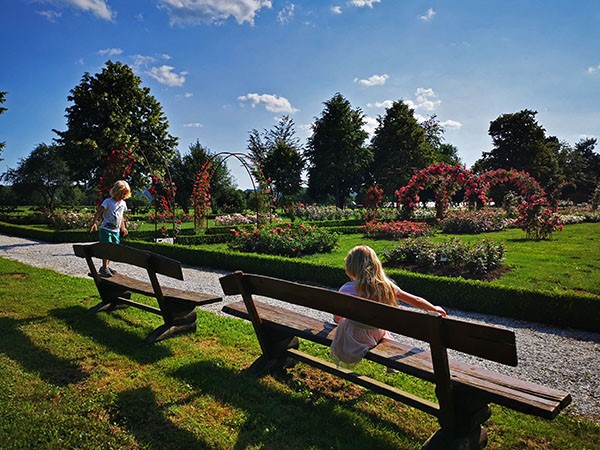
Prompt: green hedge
<box><xmin>2</xmin><ymin>221</ymin><xmax>599</xmax><ymax>332</ymax></box>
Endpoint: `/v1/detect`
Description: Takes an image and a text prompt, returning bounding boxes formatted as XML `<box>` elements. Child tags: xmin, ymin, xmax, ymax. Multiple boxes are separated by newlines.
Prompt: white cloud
<box><xmin>348</xmin><ymin>0</ymin><xmax>380</xmax><ymax>8</ymax></box>
<box><xmin>331</xmin><ymin>6</ymin><xmax>342</xmax><ymax>14</ymax></box>
<box><xmin>36</xmin><ymin>10</ymin><xmax>62</xmax><ymax>22</ymax></box>
<box><xmin>158</xmin><ymin>0</ymin><xmax>272</xmax><ymax>26</ymax></box>
<box><xmin>587</xmin><ymin>64</ymin><xmax>600</xmax><ymax>74</ymax></box>
<box><xmin>183</xmin><ymin>122</ymin><xmax>203</xmax><ymax>128</ymax></box>
<box><xmin>419</xmin><ymin>7</ymin><xmax>436</xmax><ymax>22</ymax></box>
<box><xmin>45</xmin><ymin>0</ymin><xmax>115</xmax><ymax>21</ymax></box>
<box><xmin>148</xmin><ymin>65</ymin><xmax>187</xmax><ymax>87</ymax></box>
<box><xmin>362</xmin><ymin>115</ymin><xmax>378</xmax><ymax>137</ymax></box>
<box><xmin>367</xmin><ymin>100</ymin><xmax>394</xmax><ymax>109</ymax></box>
<box><xmin>183</xmin><ymin>92</ymin><xmax>194</xmax><ymax>98</ymax></box>
<box><xmin>98</xmin><ymin>48</ymin><xmax>123</xmax><ymax>56</ymax></box>
<box><xmin>277</xmin><ymin>3</ymin><xmax>295</xmax><ymax>24</ymax></box>
<box><xmin>414</xmin><ymin>87</ymin><xmax>441</xmax><ymax>111</ymax></box>
<box><xmin>441</xmin><ymin>119</ymin><xmax>462</xmax><ymax>130</ymax></box>
<box><xmin>238</xmin><ymin>93</ymin><xmax>298</xmax><ymax>113</ymax></box>
<box><xmin>354</xmin><ymin>73</ymin><xmax>389</xmax><ymax>87</ymax></box>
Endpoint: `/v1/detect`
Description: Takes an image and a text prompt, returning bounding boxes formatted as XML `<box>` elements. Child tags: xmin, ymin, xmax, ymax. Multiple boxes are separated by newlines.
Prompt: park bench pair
<box><xmin>73</xmin><ymin>243</ymin><xmax>571</xmax><ymax>449</ymax></box>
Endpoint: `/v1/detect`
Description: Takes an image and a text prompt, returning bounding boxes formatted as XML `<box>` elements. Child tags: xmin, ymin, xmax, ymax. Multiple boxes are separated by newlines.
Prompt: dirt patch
<box><xmin>0</xmin><ymin>273</ymin><xmax>28</xmax><ymax>280</ymax></box>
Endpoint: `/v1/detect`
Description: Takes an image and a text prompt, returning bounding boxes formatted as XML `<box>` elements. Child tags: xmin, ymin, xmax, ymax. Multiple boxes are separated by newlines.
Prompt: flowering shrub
<box><xmin>364</xmin><ymin>184</ymin><xmax>385</xmax><ymax>210</ymax></box>
<box><xmin>95</xmin><ymin>147</ymin><xmax>135</xmax><ymax>204</ymax></box>
<box><xmin>48</xmin><ymin>211</ymin><xmax>94</xmax><ymax>230</ymax></box>
<box><xmin>228</xmin><ymin>222</ymin><xmax>338</xmax><ymax>257</ymax></box>
<box><xmin>440</xmin><ymin>209</ymin><xmax>508</xmax><ymax>234</ymax></box>
<box><xmin>382</xmin><ymin>237</ymin><xmax>505</xmax><ymax>278</ymax></box>
<box><xmin>354</xmin><ymin>208</ymin><xmax>399</xmax><ymax>222</ymax></box>
<box><xmin>361</xmin><ymin>220</ymin><xmax>432</xmax><ymax>240</ymax></box>
<box><xmin>215</xmin><ymin>213</ymin><xmax>254</xmax><ymax>226</ymax></box>
<box><xmin>191</xmin><ymin>160</ymin><xmax>212</xmax><ymax>231</ymax></box>
<box><xmin>294</xmin><ymin>205</ymin><xmax>354</xmax><ymax>221</ymax></box>
<box><xmin>514</xmin><ymin>195</ymin><xmax>562</xmax><ymax>240</ymax></box>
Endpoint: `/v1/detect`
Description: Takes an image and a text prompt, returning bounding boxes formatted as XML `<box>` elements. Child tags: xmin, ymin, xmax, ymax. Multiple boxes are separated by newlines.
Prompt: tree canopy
<box><xmin>306</xmin><ymin>93</ymin><xmax>371</xmax><ymax>207</ymax></box>
<box><xmin>54</xmin><ymin>60</ymin><xmax>178</xmax><ymax>190</ymax></box>
<box><xmin>370</xmin><ymin>101</ymin><xmax>436</xmax><ymax>196</ymax></box>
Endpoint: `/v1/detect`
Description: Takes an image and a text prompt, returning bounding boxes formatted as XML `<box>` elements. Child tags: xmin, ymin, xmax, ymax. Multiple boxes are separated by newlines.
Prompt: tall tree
<box><xmin>3</xmin><ymin>143</ymin><xmax>70</xmax><ymax>211</ymax></box>
<box><xmin>0</xmin><ymin>91</ymin><xmax>6</xmax><ymax>162</ymax></box>
<box><xmin>170</xmin><ymin>141</ymin><xmax>238</xmax><ymax>212</ymax></box>
<box><xmin>421</xmin><ymin>114</ymin><xmax>462</xmax><ymax>165</ymax></box>
<box><xmin>306</xmin><ymin>93</ymin><xmax>370</xmax><ymax>207</ymax></box>
<box><xmin>248</xmin><ymin>116</ymin><xmax>305</xmax><ymax>200</ymax></box>
<box><xmin>474</xmin><ymin>109</ymin><xmax>560</xmax><ymax>189</ymax></box>
<box><xmin>558</xmin><ymin>138</ymin><xmax>600</xmax><ymax>201</ymax></box>
<box><xmin>370</xmin><ymin>101</ymin><xmax>435</xmax><ymax>195</ymax></box>
<box><xmin>54</xmin><ymin>60</ymin><xmax>178</xmax><ymax>190</ymax></box>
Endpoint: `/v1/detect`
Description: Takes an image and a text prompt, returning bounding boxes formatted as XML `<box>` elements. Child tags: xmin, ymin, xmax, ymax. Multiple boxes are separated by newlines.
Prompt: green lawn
<box><xmin>0</xmin><ymin>258</ymin><xmax>598</xmax><ymax>449</ymax></box>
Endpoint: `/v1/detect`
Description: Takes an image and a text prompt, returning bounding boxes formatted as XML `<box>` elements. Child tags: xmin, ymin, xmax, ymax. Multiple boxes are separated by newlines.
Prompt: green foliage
<box><xmin>228</xmin><ymin>222</ymin><xmax>339</xmax><ymax>257</ymax></box>
<box><xmin>361</xmin><ymin>220</ymin><xmax>433</xmax><ymax>240</ymax></box>
<box><xmin>306</xmin><ymin>93</ymin><xmax>371</xmax><ymax>207</ymax></box>
<box><xmin>54</xmin><ymin>60</ymin><xmax>178</xmax><ymax>189</ymax></box>
<box><xmin>48</xmin><ymin>211</ymin><xmax>94</xmax><ymax>230</ymax></box>
<box><xmin>382</xmin><ymin>237</ymin><xmax>505</xmax><ymax>278</ymax></box>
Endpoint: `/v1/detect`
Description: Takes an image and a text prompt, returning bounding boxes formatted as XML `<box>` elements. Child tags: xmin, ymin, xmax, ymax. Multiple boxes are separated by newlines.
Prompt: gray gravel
<box><xmin>1</xmin><ymin>233</ymin><xmax>598</xmax><ymax>422</ymax></box>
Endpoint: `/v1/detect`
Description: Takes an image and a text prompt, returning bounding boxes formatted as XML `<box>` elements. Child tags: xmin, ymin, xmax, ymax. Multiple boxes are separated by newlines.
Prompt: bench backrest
<box><xmin>220</xmin><ymin>271</ymin><xmax>517</xmax><ymax>366</ymax></box>
<box><xmin>73</xmin><ymin>242</ymin><xmax>184</xmax><ymax>280</ymax></box>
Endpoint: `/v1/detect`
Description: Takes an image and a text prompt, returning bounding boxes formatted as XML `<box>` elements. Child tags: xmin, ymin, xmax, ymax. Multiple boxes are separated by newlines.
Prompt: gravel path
<box><xmin>1</xmin><ymin>233</ymin><xmax>598</xmax><ymax>422</ymax></box>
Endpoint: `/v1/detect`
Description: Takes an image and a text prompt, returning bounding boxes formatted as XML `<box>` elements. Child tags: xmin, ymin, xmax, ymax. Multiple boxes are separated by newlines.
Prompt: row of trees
<box><xmin>1</xmin><ymin>61</ymin><xmax>598</xmax><ymax>212</ymax></box>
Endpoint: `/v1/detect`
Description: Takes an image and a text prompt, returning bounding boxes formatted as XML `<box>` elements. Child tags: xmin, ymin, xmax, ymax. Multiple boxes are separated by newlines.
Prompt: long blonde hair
<box><xmin>344</xmin><ymin>245</ymin><xmax>396</xmax><ymax>306</ymax></box>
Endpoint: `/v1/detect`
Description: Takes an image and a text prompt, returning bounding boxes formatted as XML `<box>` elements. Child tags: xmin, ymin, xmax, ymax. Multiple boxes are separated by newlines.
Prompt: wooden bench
<box><xmin>73</xmin><ymin>242</ymin><xmax>221</xmax><ymax>343</ymax></box>
<box><xmin>219</xmin><ymin>271</ymin><xmax>571</xmax><ymax>450</ymax></box>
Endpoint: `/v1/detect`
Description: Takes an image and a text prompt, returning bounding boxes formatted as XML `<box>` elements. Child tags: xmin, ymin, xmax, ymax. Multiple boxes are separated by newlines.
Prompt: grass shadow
<box><xmin>113</xmin><ymin>386</ymin><xmax>211</xmax><ymax>450</ymax></box>
<box><xmin>173</xmin><ymin>361</ymin><xmax>423</xmax><ymax>449</ymax></box>
<box><xmin>50</xmin><ymin>305</ymin><xmax>173</xmax><ymax>364</ymax></box>
<box><xmin>0</xmin><ymin>316</ymin><xmax>89</xmax><ymax>386</ymax></box>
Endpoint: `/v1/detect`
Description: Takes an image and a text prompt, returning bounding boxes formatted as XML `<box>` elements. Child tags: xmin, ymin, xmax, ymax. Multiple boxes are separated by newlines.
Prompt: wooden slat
<box><xmin>222</xmin><ymin>300</ymin><xmax>571</xmax><ymax>418</ymax></box>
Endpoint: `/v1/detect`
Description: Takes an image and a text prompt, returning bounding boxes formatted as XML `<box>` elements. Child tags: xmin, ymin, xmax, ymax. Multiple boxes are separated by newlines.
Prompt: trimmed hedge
<box><xmin>2</xmin><ymin>221</ymin><xmax>599</xmax><ymax>332</ymax></box>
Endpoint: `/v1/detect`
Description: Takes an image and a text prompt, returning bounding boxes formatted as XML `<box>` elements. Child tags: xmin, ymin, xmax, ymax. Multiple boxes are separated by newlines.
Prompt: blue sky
<box><xmin>1</xmin><ymin>0</ymin><xmax>599</xmax><ymax>190</ymax></box>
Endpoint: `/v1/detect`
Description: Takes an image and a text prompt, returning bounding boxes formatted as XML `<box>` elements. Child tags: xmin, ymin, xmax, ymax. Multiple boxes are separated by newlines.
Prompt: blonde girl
<box><xmin>330</xmin><ymin>245</ymin><xmax>446</xmax><ymax>365</ymax></box>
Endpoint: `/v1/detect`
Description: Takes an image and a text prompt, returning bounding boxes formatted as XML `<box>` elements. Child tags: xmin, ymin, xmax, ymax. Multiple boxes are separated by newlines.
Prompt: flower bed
<box><xmin>361</xmin><ymin>220</ymin><xmax>432</xmax><ymax>240</ymax></box>
<box><xmin>440</xmin><ymin>209</ymin><xmax>509</xmax><ymax>234</ymax></box>
<box><xmin>228</xmin><ymin>222</ymin><xmax>338</xmax><ymax>257</ymax></box>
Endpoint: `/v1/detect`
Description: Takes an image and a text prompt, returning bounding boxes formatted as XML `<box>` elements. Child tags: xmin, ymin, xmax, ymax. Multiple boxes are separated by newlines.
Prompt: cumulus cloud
<box><xmin>98</xmin><ymin>48</ymin><xmax>123</xmax><ymax>56</ymax></box>
<box><xmin>148</xmin><ymin>65</ymin><xmax>187</xmax><ymax>87</ymax></box>
<box><xmin>238</xmin><ymin>93</ymin><xmax>298</xmax><ymax>113</ymax></box>
<box><xmin>331</xmin><ymin>6</ymin><xmax>342</xmax><ymax>14</ymax></box>
<box><xmin>587</xmin><ymin>64</ymin><xmax>600</xmax><ymax>74</ymax></box>
<box><xmin>362</xmin><ymin>115</ymin><xmax>378</xmax><ymax>137</ymax></box>
<box><xmin>414</xmin><ymin>87</ymin><xmax>441</xmax><ymax>110</ymax></box>
<box><xmin>36</xmin><ymin>10</ymin><xmax>62</xmax><ymax>22</ymax></box>
<box><xmin>419</xmin><ymin>7</ymin><xmax>436</xmax><ymax>22</ymax></box>
<box><xmin>183</xmin><ymin>122</ymin><xmax>203</xmax><ymax>128</ymax></box>
<box><xmin>367</xmin><ymin>100</ymin><xmax>394</xmax><ymax>109</ymax></box>
<box><xmin>44</xmin><ymin>0</ymin><xmax>115</xmax><ymax>21</ymax></box>
<box><xmin>440</xmin><ymin>119</ymin><xmax>462</xmax><ymax>130</ymax></box>
<box><xmin>277</xmin><ymin>3</ymin><xmax>295</xmax><ymax>24</ymax></box>
<box><xmin>158</xmin><ymin>0</ymin><xmax>272</xmax><ymax>26</ymax></box>
<box><xmin>348</xmin><ymin>0</ymin><xmax>381</xmax><ymax>8</ymax></box>
<box><xmin>354</xmin><ymin>73</ymin><xmax>389</xmax><ymax>87</ymax></box>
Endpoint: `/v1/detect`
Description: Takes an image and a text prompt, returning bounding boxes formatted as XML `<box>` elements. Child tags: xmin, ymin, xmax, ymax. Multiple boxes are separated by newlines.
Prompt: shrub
<box><xmin>382</xmin><ymin>237</ymin><xmax>505</xmax><ymax>278</ymax></box>
<box><xmin>515</xmin><ymin>195</ymin><xmax>562</xmax><ymax>240</ymax></box>
<box><xmin>214</xmin><ymin>213</ymin><xmax>254</xmax><ymax>226</ymax></box>
<box><xmin>361</xmin><ymin>220</ymin><xmax>432</xmax><ymax>240</ymax></box>
<box><xmin>228</xmin><ymin>222</ymin><xmax>338</xmax><ymax>257</ymax></box>
<box><xmin>440</xmin><ymin>209</ymin><xmax>508</xmax><ymax>234</ymax></box>
<box><xmin>294</xmin><ymin>205</ymin><xmax>354</xmax><ymax>221</ymax></box>
<box><xmin>48</xmin><ymin>211</ymin><xmax>94</xmax><ymax>230</ymax></box>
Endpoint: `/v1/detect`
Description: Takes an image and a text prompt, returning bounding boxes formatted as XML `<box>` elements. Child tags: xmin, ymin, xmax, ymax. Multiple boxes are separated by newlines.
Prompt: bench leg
<box><xmin>145</xmin><ymin>308</ymin><xmax>197</xmax><ymax>343</ymax></box>
<box><xmin>89</xmin><ymin>284</ymin><xmax>131</xmax><ymax>313</ymax></box>
<box><xmin>247</xmin><ymin>331</ymin><xmax>299</xmax><ymax>377</ymax></box>
<box><xmin>424</xmin><ymin>387</ymin><xmax>491</xmax><ymax>450</ymax></box>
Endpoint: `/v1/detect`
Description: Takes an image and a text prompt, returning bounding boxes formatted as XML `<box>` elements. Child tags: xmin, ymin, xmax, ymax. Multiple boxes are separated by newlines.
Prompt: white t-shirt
<box><xmin>100</xmin><ymin>197</ymin><xmax>127</xmax><ymax>232</ymax></box>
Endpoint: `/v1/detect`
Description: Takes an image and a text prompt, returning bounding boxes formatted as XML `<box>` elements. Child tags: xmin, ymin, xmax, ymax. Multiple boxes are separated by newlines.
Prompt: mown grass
<box><xmin>0</xmin><ymin>257</ymin><xmax>599</xmax><ymax>449</ymax></box>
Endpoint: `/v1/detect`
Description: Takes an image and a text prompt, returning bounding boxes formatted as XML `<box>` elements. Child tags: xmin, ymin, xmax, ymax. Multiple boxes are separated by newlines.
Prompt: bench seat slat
<box><xmin>101</xmin><ymin>274</ymin><xmax>221</xmax><ymax>305</ymax></box>
<box><xmin>222</xmin><ymin>300</ymin><xmax>570</xmax><ymax>419</ymax></box>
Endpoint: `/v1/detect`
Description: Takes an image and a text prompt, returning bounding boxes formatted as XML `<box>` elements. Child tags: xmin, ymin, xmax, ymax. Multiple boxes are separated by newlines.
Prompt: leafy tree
<box><xmin>558</xmin><ymin>138</ymin><xmax>600</xmax><ymax>202</ymax></box>
<box><xmin>0</xmin><ymin>91</ymin><xmax>6</xmax><ymax>162</ymax></box>
<box><xmin>474</xmin><ymin>109</ymin><xmax>560</xmax><ymax>189</ymax></box>
<box><xmin>306</xmin><ymin>93</ymin><xmax>371</xmax><ymax>207</ymax></box>
<box><xmin>170</xmin><ymin>140</ymin><xmax>238</xmax><ymax>213</ymax></box>
<box><xmin>3</xmin><ymin>143</ymin><xmax>70</xmax><ymax>211</ymax></box>
<box><xmin>247</xmin><ymin>116</ymin><xmax>305</xmax><ymax>200</ymax></box>
<box><xmin>370</xmin><ymin>101</ymin><xmax>435</xmax><ymax>196</ymax></box>
<box><xmin>54</xmin><ymin>60</ymin><xmax>178</xmax><ymax>190</ymax></box>
<box><xmin>421</xmin><ymin>114</ymin><xmax>462</xmax><ymax>165</ymax></box>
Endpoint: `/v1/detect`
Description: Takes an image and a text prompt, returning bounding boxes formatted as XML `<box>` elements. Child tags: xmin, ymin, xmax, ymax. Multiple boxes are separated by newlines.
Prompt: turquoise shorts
<box><xmin>99</xmin><ymin>228</ymin><xmax>120</xmax><ymax>244</ymax></box>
